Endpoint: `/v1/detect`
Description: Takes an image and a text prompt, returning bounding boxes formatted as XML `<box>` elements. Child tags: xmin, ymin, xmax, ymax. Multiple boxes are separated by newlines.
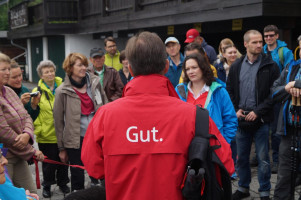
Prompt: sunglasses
<box><xmin>264</xmin><ymin>34</ymin><xmax>276</xmax><ymax>38</ymax></box>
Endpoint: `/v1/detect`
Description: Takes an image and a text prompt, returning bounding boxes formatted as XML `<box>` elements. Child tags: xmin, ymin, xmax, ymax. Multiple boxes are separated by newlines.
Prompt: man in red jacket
<box><xmin>81</xmin><ymin>31</ymin><xmax>234</xmax><ymax>200</ymax></box>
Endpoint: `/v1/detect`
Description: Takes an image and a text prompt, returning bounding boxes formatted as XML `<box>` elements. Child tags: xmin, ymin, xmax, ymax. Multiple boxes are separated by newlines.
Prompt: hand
<box><xmin>285</xmin><ymin>81</ymin><xmax>296</xmax><ymax>93</ymax></box>
<box><xmin>13</xmin><ymin>133</ymin><xmax>30</xmax><ymax>150</ymax></box>
<box><xmin>25</xmin><ymin>190</ymin><xmax>39</xmax><ymax>200</ymax></box>
<box><xmin>236</xmin><ymin>109</ymin><xmax>246</xmax><ymax>119</ymax></box>
<box><xmin>31</xmin><ymin>93</ymin><xmax>41</xmax><ymax>110</ymax></box>
<box><xmin>289</xmin><ymin>87</ymin><xmax>301</xmax><ymax>97</ymax></box>
<box><xmin>59</xmin><ymin>150</ymin><xmax>68</xmax><ymax>163</ymax></box>
<box><xmin>245</xmin><ymin>111</ymin><xmax>258</xmax><ymax>121</ymax></box>
<box><xmin>34</xmin><ymin>150</ymin><xmax>44</xmax><ymax>161</ymax></box>
<box><xmin>20</xmin><ymin>93</ymin><xmax>31</xmax><ymax>105</ymax></box>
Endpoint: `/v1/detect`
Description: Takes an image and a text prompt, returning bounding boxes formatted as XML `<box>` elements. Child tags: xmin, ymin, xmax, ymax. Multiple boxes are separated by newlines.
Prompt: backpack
<box><xmin>278</xmin><ymin>47</ymin><xmax>284</xmax><ymax>68</ymax></box>
<box><xmin>181</xmin><ymin>106</ymin><xmax>232</xmax><ymax>200</ymax></box>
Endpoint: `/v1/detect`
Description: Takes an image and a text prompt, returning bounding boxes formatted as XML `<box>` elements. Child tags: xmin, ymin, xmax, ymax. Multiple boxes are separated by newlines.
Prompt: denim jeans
<box><xmin>236</xmin><ymin>123</ymin><xmax>271</xmax><ymax>197</ymax></box>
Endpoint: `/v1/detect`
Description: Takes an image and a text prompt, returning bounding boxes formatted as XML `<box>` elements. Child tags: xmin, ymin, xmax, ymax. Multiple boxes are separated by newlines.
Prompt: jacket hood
<box><xmin>208</xmin><ymin>78</ymin><xmax>224</xmax><ymax>92</ymax></box>
<box><xmin>38</xmin><ymin>76</ymin><xmax>63</xmax><ymax>92</ymax></box>
<box><xmin>123</xmin><ymin>74</ymin><xmax>179</xmax><ymax>98</ymax></box>
<box><xmin>201</xmin><ymin>39</ymin><xmax>208</xmax><ymax>48</ymax></box>
<box><xmin>263</xmin><ymin>40</ymin><xmax>287</xmax><ymax>52</ymax></box>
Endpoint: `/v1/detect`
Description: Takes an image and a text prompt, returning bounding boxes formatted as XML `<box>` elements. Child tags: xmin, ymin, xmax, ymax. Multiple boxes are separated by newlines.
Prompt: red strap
<box><xmin>33</xmin><ymin>156</ymin><xmax>86</xmax><ymax>189</ymax></box>
<box><xmin>33</xmin><ymin>158</ymin><xmax>40</xmax><ymax>189</ymax></box>
<box><xmin>42</xmin><ymin>157</ymin><xmax>86</xmax><ymax>170</ymax></box>
<box><xmin>180</xmin><ymin>171</ymin><xmax>188</xmax><ymax>189</ymax></box>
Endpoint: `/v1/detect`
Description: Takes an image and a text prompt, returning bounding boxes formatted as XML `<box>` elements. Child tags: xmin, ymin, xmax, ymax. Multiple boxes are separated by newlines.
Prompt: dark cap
<box><xmin>90</xmin><ymin>47</ymin><xmax>104</xmax><ymax>58</ymax></box>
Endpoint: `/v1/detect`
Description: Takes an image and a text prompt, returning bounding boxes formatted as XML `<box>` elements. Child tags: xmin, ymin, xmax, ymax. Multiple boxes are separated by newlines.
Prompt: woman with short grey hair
<box><xmin>32</xmin><ymin>60</ymin><xmax>70</xmax><ymax>198</ymax></box>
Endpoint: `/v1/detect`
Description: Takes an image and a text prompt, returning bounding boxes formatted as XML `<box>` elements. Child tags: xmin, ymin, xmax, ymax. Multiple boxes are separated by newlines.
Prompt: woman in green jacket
<box><xmin>32</xmin><ymin>60</ymin><xmax>69</xmax><ymax>198</ymax></box>
<box><xmin>6</xmin><ymin>61</ymin><xmax>40</xmax><ymax>121</ymax></box>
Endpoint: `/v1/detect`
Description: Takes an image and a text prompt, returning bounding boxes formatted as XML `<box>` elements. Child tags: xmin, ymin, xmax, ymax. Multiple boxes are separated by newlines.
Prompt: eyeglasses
<box><xmin>107</xmin><ymin>45</ymin><xmax>116</xmax><ymax>49</ymax></box>
<box><xmin>264</xmin><ymin>34</ymin><xmax>276</xmax><ymax>38</ymax></box>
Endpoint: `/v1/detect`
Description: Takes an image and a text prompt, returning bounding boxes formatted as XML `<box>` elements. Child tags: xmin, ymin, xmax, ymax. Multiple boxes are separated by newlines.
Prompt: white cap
<box><xmin>164</xmin><ymin>37</ymin><xmax>179</xmax><ymax>45</ymax></box>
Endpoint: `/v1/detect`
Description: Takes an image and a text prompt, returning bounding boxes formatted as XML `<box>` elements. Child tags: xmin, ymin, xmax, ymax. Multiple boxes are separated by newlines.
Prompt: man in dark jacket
<box><xmin>88</xmin><ymin>47</ymin><xmax>124</xmax><ymax>102</ymax></box>
<box><xmin>226</xmin><ymin>30</ymin><xmax>280</xmax><ymax>200</ymax></box>
<box><xmin>272</xmin><ymin>35</ymin><xmax>301</xmax><ymax>200</ymax></box>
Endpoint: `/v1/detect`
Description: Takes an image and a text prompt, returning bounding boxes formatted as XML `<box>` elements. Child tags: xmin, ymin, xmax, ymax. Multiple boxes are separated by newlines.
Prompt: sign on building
<box><xmin>10</xmin><ymin>3</ymin><xmax>28</xmax><ymax>29</ymax></box>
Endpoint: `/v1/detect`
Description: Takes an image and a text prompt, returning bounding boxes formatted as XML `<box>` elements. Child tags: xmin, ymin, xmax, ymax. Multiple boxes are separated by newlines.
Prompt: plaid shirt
<box><xmin>0</xmin><ymin>86</ymin><xmax>35</xmax><ymax>160</ymax></box>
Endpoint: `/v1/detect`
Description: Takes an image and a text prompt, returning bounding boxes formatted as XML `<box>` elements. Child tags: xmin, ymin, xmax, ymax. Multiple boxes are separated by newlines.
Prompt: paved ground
<box><xmin>23</xmin><ymin>81</ymin><xmax>301</xmax><ymax>200</ymax></box>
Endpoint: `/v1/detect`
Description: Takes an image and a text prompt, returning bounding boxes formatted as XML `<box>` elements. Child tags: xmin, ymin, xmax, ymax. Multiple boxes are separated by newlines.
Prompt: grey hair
<box><xmin>36</xmin><ymin>60</ymin><xmax>56</xmax><ymax>77</ymax></box>
<box><xmin>298</xmin><ymin>35</ymin><xmax>301</xmax><ymax>43</ymax></box>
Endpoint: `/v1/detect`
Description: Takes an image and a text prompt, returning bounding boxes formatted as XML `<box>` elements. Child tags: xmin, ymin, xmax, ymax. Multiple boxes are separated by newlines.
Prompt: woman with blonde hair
<box><xmin>54</xmin><ymin>53</ymin><xmax>107</xmax><ymax>191</ymax></box>
<box><xmin>214</xmin><ymin>38</ymin><xmax>242</xmax><ymax>82</ymax></box>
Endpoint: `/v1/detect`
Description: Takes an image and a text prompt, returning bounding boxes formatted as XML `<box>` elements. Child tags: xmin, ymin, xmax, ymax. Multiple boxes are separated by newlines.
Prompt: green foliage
<box><xmin>9</xmin><ymin>0</ymin><xmax>22</xmax><ymax>8</ymax></box>
<box><xmin>0</xmin><ymin>4</ymin><xmax>8</xmax><ymax>30</ymax></box>
<box><xmin>9</xmin><ymin>0</ymin><xmax>42</xmax><ymax>8</ymax></box>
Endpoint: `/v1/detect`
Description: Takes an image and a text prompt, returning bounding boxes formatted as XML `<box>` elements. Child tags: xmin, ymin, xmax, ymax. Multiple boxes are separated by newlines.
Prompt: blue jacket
<box><xmin>214</xmin><ymin>61</ymin><xmax>227</xmax><ymax>83</ymax></box>
<box><xmin>175</xmin><ymin>79</ymin><xmax>237</xmax><ymax>143</ymax></box>
<box><xmin>0</xmin><ymin>174</ymin><xmax>33</xmax><ymax>200</ymax></box>
<box><xmin>263</xmin><ymin>40</ymin><xmax>294</xmax><ymax>72</ymax></box>
<box><xmin>165</xmin><ymin>53</ymin><xmax>185</xmax><ymax>87</ymax></box>
<box><xmin>202</xmin><ymin>39</ymin><xmax>217</xmax><ymax>64</ymax></box>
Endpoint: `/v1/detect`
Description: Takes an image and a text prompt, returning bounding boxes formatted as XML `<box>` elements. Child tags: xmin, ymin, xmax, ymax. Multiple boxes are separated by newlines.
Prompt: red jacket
<box><xmin>82</xmin><ymin>75</ymin><xmax>234</xmax><ymax>200</ymax></box>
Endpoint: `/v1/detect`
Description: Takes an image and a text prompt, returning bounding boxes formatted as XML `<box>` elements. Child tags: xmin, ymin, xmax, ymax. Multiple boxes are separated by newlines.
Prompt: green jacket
<box><xmin>104</xmin><ymin>50</ymin><xmax>123</xmax><ymax>71</ymax></box>
<box><xmin>33</xmin><ymin>77</ymin><xmax>62</xmax><ymax>143</ymax></box>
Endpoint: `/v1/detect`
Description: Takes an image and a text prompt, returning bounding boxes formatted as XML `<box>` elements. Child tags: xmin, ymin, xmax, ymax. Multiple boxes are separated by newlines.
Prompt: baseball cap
<box><xmin>90</xmin><ymin>47</ymin><xmax>104</xmax><ymax>58</ymax></box>
<box><xmin>165</xmin><ymin>37</ymin><xmax>179</xmax><ymax>45</ymax></box>
<box><xmin>184</xmin><ymin>29</ymin><xmax>200</xmax><ymax>43</ymax></box>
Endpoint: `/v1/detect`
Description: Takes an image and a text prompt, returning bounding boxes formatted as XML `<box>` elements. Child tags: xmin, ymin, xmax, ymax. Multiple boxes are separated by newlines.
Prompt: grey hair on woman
<box><xmin>36</xmin><ymin>60</ymin><xmax>56</xmax><ymax>77</ymax></box>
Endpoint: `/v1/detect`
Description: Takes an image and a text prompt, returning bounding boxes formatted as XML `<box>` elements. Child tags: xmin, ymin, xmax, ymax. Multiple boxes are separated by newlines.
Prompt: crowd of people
<box><xmin>0</xmin><ymin>24</ymin><xmax>301</xmax><ymax>200</ymax></box>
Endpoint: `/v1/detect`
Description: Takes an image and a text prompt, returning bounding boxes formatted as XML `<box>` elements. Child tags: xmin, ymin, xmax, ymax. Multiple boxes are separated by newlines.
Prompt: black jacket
<box><xmin>271</xmin><ymin>60</ymin><xmax>301</xmax><ymax>135</ymax></box>
<box><xmin>226</xmin><ymin>53</ymin><xmax>280</xmax><ymax>123</ymax></box>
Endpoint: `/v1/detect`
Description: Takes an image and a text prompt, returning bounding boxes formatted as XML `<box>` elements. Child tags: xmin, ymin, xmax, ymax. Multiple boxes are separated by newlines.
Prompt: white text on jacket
<box><xmin>126</xmin><ymin>126</ymin><xmax>163</xmax><ymax>143</ymax></box>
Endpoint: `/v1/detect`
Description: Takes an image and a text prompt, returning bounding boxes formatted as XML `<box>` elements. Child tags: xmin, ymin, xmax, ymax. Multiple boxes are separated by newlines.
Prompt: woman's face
<box><xmin>0</xmin><ymin>62</ymin><xmax>11</xmax><ymax>88</ymax></box>
<box><xmin>185</xmin><ymin>58</ymin><xmax>203</xmax><ymax>83</ymax></box>
<box><xmin>8</xmin><ymin>67</ymin><xmax>23</xmax><ymax>88</ymax></box>
<box><xmin>71</xmin><ymin>59</ymin><xmax>87</xmax><ymax>79</ymax></box>
<box><xmin>41</xmin><ymin>66</ymin><xmax>55</xmax><ymax>83</ymax></box>
<box><xmin>223</xmin><ymin>46</ymin><xmax>238</xmax><ymax>64</ymax></box>
<box><xmin>0</xmin><ymin>155</ymin><xmax>8</xmax><ymax>184</ymax></box>
<box><xmin>122</xmin><ymin>59</ymin><xmax>129</xmax><ymax>70</ymax></box>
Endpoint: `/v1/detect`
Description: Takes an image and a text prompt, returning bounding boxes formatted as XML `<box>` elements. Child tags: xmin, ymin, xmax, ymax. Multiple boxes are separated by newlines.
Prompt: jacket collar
<box><xmin>123</xmin><ymin>74</ymin><xmax>179</xmax><ymax>98</ymax></box>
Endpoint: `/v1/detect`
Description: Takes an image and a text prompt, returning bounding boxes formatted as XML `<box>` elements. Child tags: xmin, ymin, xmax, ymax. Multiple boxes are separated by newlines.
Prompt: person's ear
<box><xmin>128</xmin><ymin>65</ymin><xmax>134</xmax><ymax>77</ymax></box>
<box><xmin>163</xmin><ymin>59</ymin><xmax>169</xmax><ymax>74</ymax></box>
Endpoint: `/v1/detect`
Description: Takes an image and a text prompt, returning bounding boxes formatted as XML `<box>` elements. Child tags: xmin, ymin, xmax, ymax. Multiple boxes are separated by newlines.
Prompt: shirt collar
<box><xmin>244</xmin><ymin>54</ymin><xmax>262</xmax><ymax>65</ymax></box>
<box><xmin>94</xmin><ymin>66</ymin><xmax>105</xmax><ymax>75</ymax></box>
<box><xmin>187</xmin><ymin>82</ymin><xmax>209</xmax><ymax>99</ymax></box>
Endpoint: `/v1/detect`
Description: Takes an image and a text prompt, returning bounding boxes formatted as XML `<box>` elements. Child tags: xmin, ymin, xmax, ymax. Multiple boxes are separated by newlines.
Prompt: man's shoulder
<box><xmin>105</xmin><ymin>65</ymin><xmax>117</xmax><ymax>73</ymax></box>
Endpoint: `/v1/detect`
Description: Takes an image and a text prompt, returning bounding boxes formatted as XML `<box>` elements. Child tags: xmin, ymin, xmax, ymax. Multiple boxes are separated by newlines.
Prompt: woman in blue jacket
<box><xmin>176</xmin><ymin>53</ymin><xmax>237</xmax><ymax>144</ymax></box>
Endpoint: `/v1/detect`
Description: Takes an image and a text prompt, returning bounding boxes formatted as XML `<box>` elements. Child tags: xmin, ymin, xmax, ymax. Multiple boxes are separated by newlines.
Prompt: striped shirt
<box><xmin>0</xmin><ymin>86</ymin><xmax>35</xmax><ymax>160</ymax></box>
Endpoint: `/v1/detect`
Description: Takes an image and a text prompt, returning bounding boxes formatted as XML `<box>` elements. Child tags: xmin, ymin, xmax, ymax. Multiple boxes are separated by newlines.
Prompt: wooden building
<box><xmin>7</xmin><ymin>0</ymin><xmax>301</xmax><ymax>82</ymax></box>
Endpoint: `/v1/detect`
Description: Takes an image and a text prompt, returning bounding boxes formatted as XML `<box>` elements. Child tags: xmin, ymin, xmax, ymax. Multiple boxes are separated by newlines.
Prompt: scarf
<box><xmin>69</xmin><ymin>75</ymin><xmax>87</xmax><ymax>88</ymax></box>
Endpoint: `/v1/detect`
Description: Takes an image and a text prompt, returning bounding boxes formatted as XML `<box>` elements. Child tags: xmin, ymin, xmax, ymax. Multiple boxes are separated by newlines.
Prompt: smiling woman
<box><xmin>6</xmin><ymin>61</ymin><xmax>40</xmax><ymax>121</ymax></box>
<box><xmin>54</xmin><ymin>53</ymin><xmax>108</xmax><ymax>191</ymax></box>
